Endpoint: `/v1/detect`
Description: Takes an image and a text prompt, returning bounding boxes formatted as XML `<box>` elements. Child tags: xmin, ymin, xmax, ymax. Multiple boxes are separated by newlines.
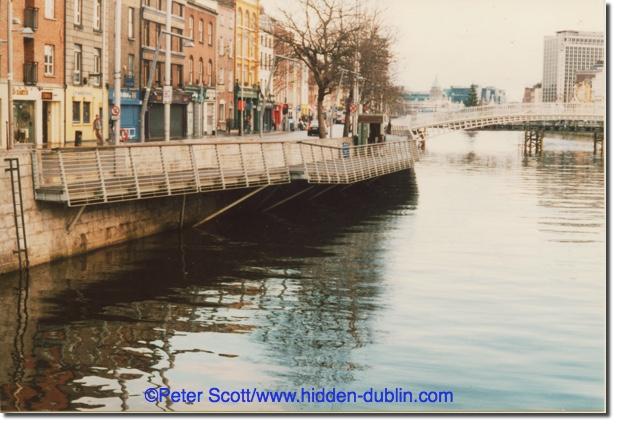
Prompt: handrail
<box><xmin>410</xmin><ymin>102</ymin><xmax>605</xmax><ymax>130</ymax></box>
<box><xmin>32</xmin><ymin>138</ymin><xmax>418</xmax><ymax>206</ymax></box>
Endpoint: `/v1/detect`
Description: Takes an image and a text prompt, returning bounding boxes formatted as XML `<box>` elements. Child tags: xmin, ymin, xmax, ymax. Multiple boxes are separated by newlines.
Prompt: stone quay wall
<box><xmin>0</xmin><ymin>150</ymin><xmax>240</xmax><ymax>274</ymax></box>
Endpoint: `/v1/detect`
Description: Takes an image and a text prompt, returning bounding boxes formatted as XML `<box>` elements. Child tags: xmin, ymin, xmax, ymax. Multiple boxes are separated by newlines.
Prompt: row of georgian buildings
<box><xmin>0</xmin><ymin>0</ymin><xmax>312</xmax><ymax>149</ymax></box>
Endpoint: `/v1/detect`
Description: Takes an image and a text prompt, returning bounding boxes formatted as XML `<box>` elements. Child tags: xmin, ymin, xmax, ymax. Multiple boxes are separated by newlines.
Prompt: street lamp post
<box><xmin>240</xmin><ymin>29</ymin><xmax>245</xmax><ymax>137</ymax></box>
<box><xmin>113</xmin><ymin>0</ymin><xmax>122</xmax><ymax>145</ymax></box>
<box><xmin>164</xmin><ymin>0</ymin><xmax>172</xmax><ymax>142</ymax></box>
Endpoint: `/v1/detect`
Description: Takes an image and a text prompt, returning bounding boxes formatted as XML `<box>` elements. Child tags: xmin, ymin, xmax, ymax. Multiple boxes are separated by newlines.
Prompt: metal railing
<box><xmin>24</xmin><ymin>7</ymin><xmax>38</xmax><ymax>31</ymax></box>
<box><xmin>33</xmin><ymin>141</ymin><xmax>292</xmax><ymax>206</ymax></box>
<box><xmin>409</xmin><ymin>102</ymin><xmax>605</xmax><ymax>130</ymax></box>
<box><xmin>299</xmin><ymin>140</ymin><xmax>415</xmax><ymax>184</ymax></box>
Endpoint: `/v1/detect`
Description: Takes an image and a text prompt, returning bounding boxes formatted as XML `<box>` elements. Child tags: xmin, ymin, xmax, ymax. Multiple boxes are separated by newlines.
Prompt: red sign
<box><xmin>238</xmin><ymin>99</ymin><xmax>244</xmax><ymax>111</ymax></box>
<box><xmin>111</xmin><ymin>105</ymin><xmax>120</xmax><ymax>117</ymax></box>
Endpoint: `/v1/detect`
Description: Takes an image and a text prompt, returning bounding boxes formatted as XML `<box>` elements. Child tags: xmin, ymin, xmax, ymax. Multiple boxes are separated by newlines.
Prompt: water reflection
<box><xmin>0</xmin><ymin>130</ymin><xmax>605</xmax><ymax>412</ymax></box>
<box><xmin>0</xmin><ymin>172</ymin><xmax>417</xmax><ymax>411</ymax></box>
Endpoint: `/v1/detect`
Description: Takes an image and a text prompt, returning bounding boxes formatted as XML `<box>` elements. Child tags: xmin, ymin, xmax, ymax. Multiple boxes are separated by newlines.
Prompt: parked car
<box><xmin>307</xmin><ymin>120</ymin><xmax>321</xmax><ymax>137</ymax></box>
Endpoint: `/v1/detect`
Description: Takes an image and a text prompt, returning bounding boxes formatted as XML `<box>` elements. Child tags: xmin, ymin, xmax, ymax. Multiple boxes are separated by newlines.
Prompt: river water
<box><xmin>0</xmin><ymin>131</ymin><xmax>606</xmax><ymax>412</ymax></box>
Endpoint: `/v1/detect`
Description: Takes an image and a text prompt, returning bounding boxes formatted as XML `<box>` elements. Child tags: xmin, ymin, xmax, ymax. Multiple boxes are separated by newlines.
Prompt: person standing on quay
<box><xmin>93</xmin><ymin>115</ymin><xmax>104</xmax><ymax>145</ymax></box>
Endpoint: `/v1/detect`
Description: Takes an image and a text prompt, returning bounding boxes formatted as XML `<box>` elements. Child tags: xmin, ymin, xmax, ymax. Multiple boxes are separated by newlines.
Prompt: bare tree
<box><xmin>342</xmin><ymin>12</ymin><xmax>402</xmax><ymax>135</ymax></box>
<box><xmin>272</xmin><ymin>0</ymin><xmax>361</xmax><ymax>138</ymax></box>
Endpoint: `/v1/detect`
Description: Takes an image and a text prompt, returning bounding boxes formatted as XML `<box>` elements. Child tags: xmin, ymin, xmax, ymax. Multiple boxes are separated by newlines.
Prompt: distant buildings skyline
<box><xmin>542</xmin><ymin>30</ymin><xmax>604</xmax><ymax>102</ymax></box>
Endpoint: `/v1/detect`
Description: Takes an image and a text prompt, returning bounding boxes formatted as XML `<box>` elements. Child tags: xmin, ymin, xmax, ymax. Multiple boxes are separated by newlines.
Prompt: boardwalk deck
<box><xmin>32</xmin><ymin>139</ymin><xmax>417</xmax><ymax>206</ymax></box>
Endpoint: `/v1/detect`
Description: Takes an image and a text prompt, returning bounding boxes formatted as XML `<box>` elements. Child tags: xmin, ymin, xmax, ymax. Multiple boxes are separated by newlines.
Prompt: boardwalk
<box><xmin>32</xmin><ymin>138</ymin><xmax>417</xmax><ymax>207</ymax></box>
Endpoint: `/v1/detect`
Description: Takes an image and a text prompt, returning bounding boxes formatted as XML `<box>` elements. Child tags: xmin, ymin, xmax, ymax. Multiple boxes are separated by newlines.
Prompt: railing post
<box><xmin>239</xmin><ymin>144</ymin><xmax>249</xmax><ymax>187</ymax></box>
<box><xmin>340</xmin><ymin>149</ymin><xmax>349</xmax><ymax>184</ymax></box>
<box><xmin>215</xmin><ymin>144</ymin><xmax>226</xmax><ymax>189</ymax></box>
<box><xmin>189</xmin><ymin>145</ymin><xmax>201</xmax><ymax>191</ymax></box>
<box><xmin>332</xmin><ymin>147</ymin><xmax>341</xmax><ymax>184</ymax></box>
<box><xmin>310</xmin><ymin>144</ymin><xmax>320</xmax><ymax>183</ymax></box>
<box><xmin>371</xmin><ymin>144</ymin><xmax>380</xmax><ymax>178</ymax></box>
<box><xmin>282</xmin><ymin>142</ymin><xmax>291</xmax><ymax>183</ymax></box>
<box><xmin>57</xmin><ymin>151</ymin><xmax>69</xmax><ymax>203</ymax></box>
<box><xmin>159</xmin><ymin>146</ymin><xmax>172</xmax><ymax>196</ymax></box>
<box><xmin>95</xmin><ymin>149</ymin><xmax>108</xmax><ymax>202</ymax></box>
<box><xmin>260</xmin><ymin>143</ymin><xmax>271</xmax><ymax>185</ymax></box>
<box><xmin>319</xmin><ymin>145</ymin><xmax>330</xmax><ymax>184</ymax></box>
<box><xmin>31</xmin><ymin>150</ymin><xmax>40</xmax><ymax>190</ymax></box>
<box><xmin>128</xmin><ymin>147</ymin><xmax>141</xmax><ymax>199</ymax></box>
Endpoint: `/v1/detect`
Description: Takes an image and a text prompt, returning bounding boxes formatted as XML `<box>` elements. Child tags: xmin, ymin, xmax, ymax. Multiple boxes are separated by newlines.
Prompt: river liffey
<box><xmin>0</xmin><ymin>131</ymin><xmax>605</xmax><ymax>412</ymax></box>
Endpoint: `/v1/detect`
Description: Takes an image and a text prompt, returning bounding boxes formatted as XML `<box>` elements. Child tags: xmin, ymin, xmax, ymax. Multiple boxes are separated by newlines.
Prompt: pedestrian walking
<box><xmin>93</xmin><ymin>114</ymin><xmax>104</xmax><ymax>145</ymax></box>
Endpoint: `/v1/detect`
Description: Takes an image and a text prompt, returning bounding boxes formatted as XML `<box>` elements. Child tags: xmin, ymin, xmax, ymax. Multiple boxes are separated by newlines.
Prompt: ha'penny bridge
<box><xmin>393</xmin><ymin>102</ymin><xmax>605</xmax><ymax>154</ymax></box>
<box><xmin>21</xmin><ymin>102</ymin><xmax>604</xmax><ymax>229</ymax></box>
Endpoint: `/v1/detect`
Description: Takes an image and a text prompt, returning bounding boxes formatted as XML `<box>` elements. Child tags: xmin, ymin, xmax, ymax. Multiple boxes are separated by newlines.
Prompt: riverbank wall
<box><xmin>0</xmin><ymin>150</ymin><xmax>245</xmax><ymax>275</ymax></box>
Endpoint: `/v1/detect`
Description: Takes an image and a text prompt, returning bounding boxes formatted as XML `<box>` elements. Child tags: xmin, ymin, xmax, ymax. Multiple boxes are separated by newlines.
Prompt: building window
<box><xmin>218</xmin><ymin>36</ymin><xmax>224</xmax><ymax>56</ymax></box>
<box><xmin>207</xmin><ymin>60</ymin><xmax>213</xmax><ymax>86</ymax></box>
<box><xmin>128</xmin><ymin>7</ymin><xmax>135</xmax><ymax>39</ymax></box>
<box><xmin>198</xmin><ymin>19</ymin><xmax>204</xmax><ymax>43</ymax></box>
<box><xmin>94</xmin><ymin>0</ymin><xmax>101</xmax><ymax>30</ymax></box>
<box><xmin>72</xmin><ymin>101</ymin><xmax>81</xmax><ymax>122</ymax></box>
<box><xmin>218</xmin><ymin>67</ymin><xmax>224</xmax><ymax>85</ymax></box>
<box><xmin>73</xmin><ymin>44</ymin><xmax>82</xmax><ymax>85</ymax></box>
<box><xmin>83</xmin><ymin>101</ymin><xmax>91</xmax><ymax>124</ymax></box>
<box><xmin>198</xmin><ymin>58</ymin><xmax>204</xmax><ymax>84</ymax></box>
<box><xmin>74</xmin><ymin>0</ymin><xmax>83</xmax><ymax>26</ymax></box>
<box><xmin>94</xmin><ymin>48</ymin><xmax>102</xmax><ymax>86</ymax></box>
<box><xmin>189</xmin><ymin>56</ymin><xmax>194</xmax><ymax>84</ymax></box>
<box><xmin>128</xmin><ymin>54</ymin><xmax>135</xmax><ymax>76</ymax></box>
<box><xmin>45</xmin><ymin>0</ymin><xmax>55</xmax><ymax>19</ymax></box>
<box><xmin>156</xmin><ymin>62</ymin><xmax>162</xmax><ymax>85</ymax></box>
<box><xmin>144</xmin><ymin>21</ymin><xmax>150</xmax><ymax>46</ymax></box>
<box><xmin>176</xmin><ymin>65</ymin><xmax>183</xmax><ymax>88</ymax></box>
<box><xmin>188</xmin><ymin>16</ymin><xmax>194</xmax><ymax>40</ymax></box>
<box><xmin>208</xmin><ymin>22</ymin><xmax>213</xmax><ymax>46</ymax></box>
<box><xmin>44</xmin><ymin>45</ymin><xmax>54</xmax><ymax>76</ymax></box>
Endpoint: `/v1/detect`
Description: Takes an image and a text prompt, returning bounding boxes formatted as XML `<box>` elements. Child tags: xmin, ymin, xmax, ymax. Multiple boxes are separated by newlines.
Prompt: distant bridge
<box><xmin>393</xmin><ymin>103</ymin><xmax>605</xmax><ymax>146</ymax></box>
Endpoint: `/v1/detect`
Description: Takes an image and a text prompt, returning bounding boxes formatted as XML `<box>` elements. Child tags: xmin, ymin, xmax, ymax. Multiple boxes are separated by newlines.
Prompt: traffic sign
<box><xmin>163</xmin><ymin>86</ymin><xmax>173</xmax><ymax>104</ymax></box>
<box><xmin>111</xmin><ymin>105</ymin><xmax>120</xmax><ymax>117</ymax></box>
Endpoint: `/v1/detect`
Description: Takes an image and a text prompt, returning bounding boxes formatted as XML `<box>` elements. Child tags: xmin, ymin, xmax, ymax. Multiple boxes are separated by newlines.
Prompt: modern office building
<box><xmin>542</xmin><ymin>30</ymin><xmax>605</xmax><ymax>102</ymax></box>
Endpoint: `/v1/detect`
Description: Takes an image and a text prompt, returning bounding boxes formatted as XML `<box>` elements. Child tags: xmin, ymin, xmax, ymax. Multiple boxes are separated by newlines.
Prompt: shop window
<box><xmin>13</xmin><ymin>101</ymin><xmax>36</xmax><ymax>144</ymax></box>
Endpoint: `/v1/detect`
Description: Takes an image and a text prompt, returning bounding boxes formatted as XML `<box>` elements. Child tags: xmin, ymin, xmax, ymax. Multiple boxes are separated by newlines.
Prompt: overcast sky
<box><xmin>261</xmin><ymin>0</ymin><xmax>606</xmax><ymax>101</ymax></box>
